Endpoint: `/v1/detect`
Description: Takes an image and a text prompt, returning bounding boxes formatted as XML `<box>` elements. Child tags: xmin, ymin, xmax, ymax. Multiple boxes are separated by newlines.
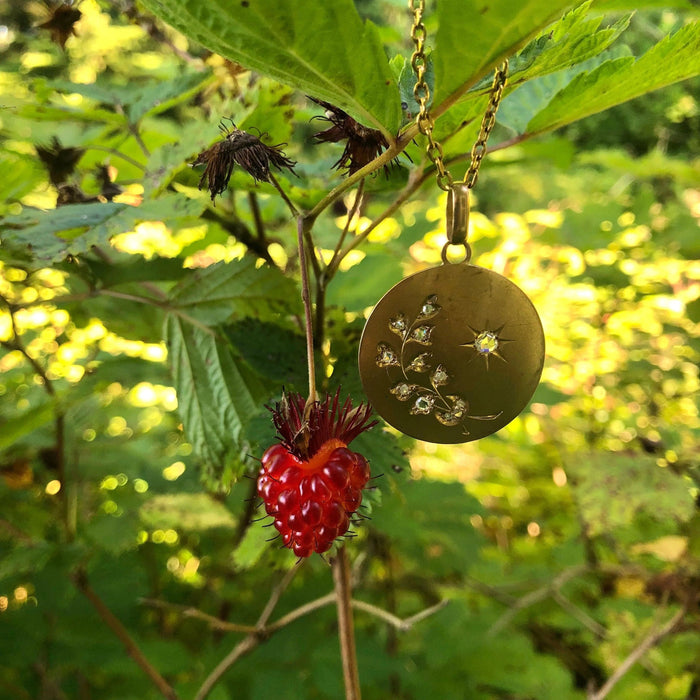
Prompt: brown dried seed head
<box><xmin>38</xmin><ymin>4</ymin><xmax>82</xmax><ymax>49</ymax></box>
<box><xmin>309</xmin><ymin>97</ymin><xmax>390</xmax><ymax>175</ymax></box>
<box><xmin>191</xmin><ymin>122</ymin><xmax>296</xmax><ymax>202</ymax></box>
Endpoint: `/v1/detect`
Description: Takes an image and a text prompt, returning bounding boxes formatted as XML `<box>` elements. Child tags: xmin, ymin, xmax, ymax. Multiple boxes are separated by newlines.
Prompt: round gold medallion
<box><xmin>358</xmin><ymin>262</ymin><xmax>545</xmax><ymax>443</ymax></box>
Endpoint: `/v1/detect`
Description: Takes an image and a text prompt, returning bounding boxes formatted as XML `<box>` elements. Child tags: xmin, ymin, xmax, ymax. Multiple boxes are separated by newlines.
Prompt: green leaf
<box><xmin>566</xmin><ymin>453</ymin><xmax>696</xmax><ymax>536</ymax></box>
<box><xmin>127</xmin><ymin>71</ymin><xmax>215</xmax><ymax>123</ymax></box>
<box><xmin>83</xmin><ymin>257</ymin><xmax>188</xmax><ymax>289</ymax></box>
<box><xmin>140</xmin><ymin>0</ymin><xmax>401</xmax><ymax>135</ymax></box>
<box><xmin>0</xmin><ymin>542</ymin><xmax>53</xmax><ymax>581</ymax></box>
<box><xmin>224</xmin><ymin>319</ymin><xmax>308</xmax><ymax>388</ymax></box>
<box><xmin>326</xmin><ymin>250</ymin><xmax>403</xmax><ymax>313</ymax></box>
<box><xmin>498</xmin><ymin>46</ymin><xmax>631</xmax><ymax>134</ymax></box>
<box><xmin>593</xmin><ymin>0</ymin><xmax>694</xmax><ymax>8</ymax></box>
<box><xmin>0</xmin><ymin>399</ymin><xmax>57</xmax><ymax>450</ymax></box>
<box><xmin>232</xmin><ymin>519</ymin><xmax>271</xmax><ymax>570</ymax></box>
<box><xmin>0</xmin><ymin>194</ymin><xmax>205</xmax><ymax>264</ymax></box>
<box><xmin>165</xmin><ymin>316</ymin><xmax>268</xmax><ymax>467</ymax></box>
<box><xmin>0</xmin><ymin>152</ymin><xmax>45</xmax><ymax>209</ymax></box>
<box><xmin>434</xmin><ymin>0</ymin><xmax>577</xmax><ymax>105</ymax></box>
<box><xmin>511</xmin><ymin>4</ymin><xmax>630</xmax><ymax>84</ymax></box>
<box><xmin>140</xmin><ymin>493</ymin><xmax>236</xmax><ymax>530</ymax></box>
<box><xmin>168</xmin><ymin>258</ymin><xmax>300</xmax><ymax>325</ymax></box>
<box><xmin>528</xmin><ymin>23</ymin><xmax>700</xmax><ymax>134</ymax></box>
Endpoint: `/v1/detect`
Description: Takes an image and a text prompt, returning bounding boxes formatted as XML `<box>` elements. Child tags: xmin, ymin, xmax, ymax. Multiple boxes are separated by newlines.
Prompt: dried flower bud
<box><xmin>36</xmin><ymin>136</ymin><xmax>84</xmax><ymax>186</ymax></box>
<box><xmin>310</xmin><ymin>97</ymin><xmax>391</xmax><ymax>176</ymax></box>
<box><xmin>191</xmin><ymin>120</ymin><xmax>296</xmax><ymax>202</ymax></box>
<box><xmin>38</xmin><ymin>3</ymin><xmax>82</xmax><ymax>49</ymax></box>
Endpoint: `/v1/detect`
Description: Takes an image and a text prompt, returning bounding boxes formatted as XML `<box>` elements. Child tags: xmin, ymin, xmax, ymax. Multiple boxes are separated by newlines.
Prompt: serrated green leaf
<box><xmin>499</xmin><ymin>46</ymin><xmax>631</xmax><ymax>134</ymax></box>
<box><xmin>434</xmin><ymin>0</ymin><xmax>576</xmax><ymax>106</ymax></box>
<box><xmin>224</xmin><ymin>319</ymin><xmax>308</xmax><ymax>388</ymax></box>
<box><xmin>140</xmin><ymin>493</ymin><xmax>236</xmax><ymax>530</ymax></box>
<box><xmin>511</xmin><ymin>3</ymin><xmax>630</xmax><ymax>84</ymax></box>
<box><xmin>0</xmin><ymin>195</ymin><xmax>205</xmax><ymax>264</ymax></box>
<box><xmin>165</xmin><ymin>316</ymin><xmax>268</xmax><ymax>467</ymax></box>
<box><xmin>168</xmin><ymin>258</ymin><xmax>300</xmax><ymax>325</ymax></box>
<box><xmin>140</xmin><ymin>0</ymin><xmax>401</xmax><ymax>135</ymax></box>
<box><xmin>528</xmin><ymin>22</ymin><xmax>700</xmax><ymax>134</ymax></box>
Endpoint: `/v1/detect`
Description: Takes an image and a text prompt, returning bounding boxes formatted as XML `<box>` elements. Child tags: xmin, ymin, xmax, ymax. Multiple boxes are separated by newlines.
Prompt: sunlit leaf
<box><xmin>434</xmin><ymin>0</ymin><xmax>576</xmax><ymax>105</ymax></box>
<box><xmin>140</xmin><ymin>0</ymin><xmax>401</xmax><ymax>135</ymax></box>
<box><xmin>528</xmin><ymin>23</ymin><xmax>700</xmax><ymax>134</ymax></box>
<box><xmin>0</xmin><ymin>194</ymin><xmax>205</xmax><ymax>264</ymax></box>
<box><xmin>165</xmin><ymin>316</ymin><xmax>268</xmax><ymax>469</ymax></box>
<box><xmin>140</xmin><ymin>493</ymin><xmax>236</xmax><ymax>530</ymax></box>
<box><xmin>168</xmin><ymin>258</ymin><xmax>300</xmax><ymax>326</ymax></box>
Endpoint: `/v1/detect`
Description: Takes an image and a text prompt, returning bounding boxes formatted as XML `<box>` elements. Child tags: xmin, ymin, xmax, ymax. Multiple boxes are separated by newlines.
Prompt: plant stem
<box><xmin>73</xmin><ymin>571</ymin><xmax>179</xmax><ymax>700</ymax></box>
<box><xmin>589</xmin><ymin>606</ymin><xmax>687</xmax><ymax>700</ymax></box>
<box><xmin>82</xmin><ymin>145</ymin><xmax>147</xmax><ymax>171</ymax></box>
<box><xmin>194</xmin><ymin>565</ymin><xmax>299</xmax><ymax>700</ymax></box>
<box><xmin>332</xmin><ymin>546</ymin><xmax>361</xmax><ymax>700</ymax></box>
<box><xmin>268</xmin><ymin>172</ymin><xmax>300</xmax><ymax>218</ymax></box>
<box><xmin>297</xmin><ymin>215</ymin><xmax>317</xmax><ymax>405</ymax></box>
<box><xmin>0</xmin><ymin>294</ymin><xmax>70</xmax><ymax>539</ymax></box>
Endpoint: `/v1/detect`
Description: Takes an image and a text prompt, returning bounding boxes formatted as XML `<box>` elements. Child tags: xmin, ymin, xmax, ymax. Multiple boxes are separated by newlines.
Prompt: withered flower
<box><xmin>95</xmin><ymin>165</ymin><xmax>122</xmax><ymax>201</ymax></box>
<box><xmin>191</xmin><ymin>120</ymin><xmax>296</xmax><ymax>202</ymax></box>
<box><xmin>310</xmin><ymin>97</ymin><xmax>390</xmax><ymax>175</ymax></box>
<box><xmin>38</xmin><ymin>3</ymin><xmax>82</xmax><ymax>50</ymax></box>
<box><xmin>56</xmin><ymin>184</ymin><xmax>97</xmax><ymax>207</ymax></box>
<box><xmin>36</xmin><ymin>136</ymin><xmax>84</xmax><ymax>186</ymax></box>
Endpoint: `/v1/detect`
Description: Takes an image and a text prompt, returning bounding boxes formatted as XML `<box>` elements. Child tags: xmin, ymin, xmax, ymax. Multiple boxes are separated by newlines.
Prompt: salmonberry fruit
<box><xmin>257</xmin><ymin>391</ymin><xmax>376</xmax><ymax>558</ymax></box>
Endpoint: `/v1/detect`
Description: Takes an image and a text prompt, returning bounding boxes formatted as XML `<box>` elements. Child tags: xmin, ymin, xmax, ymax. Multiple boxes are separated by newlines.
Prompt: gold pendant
<box><xmin>358</xmin><ymin>187</ymin><xmax>545</xmax><ymax>444</ymax></box>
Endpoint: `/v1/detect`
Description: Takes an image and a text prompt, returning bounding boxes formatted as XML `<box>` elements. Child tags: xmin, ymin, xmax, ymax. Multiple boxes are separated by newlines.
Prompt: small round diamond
<box><xmin>474</xmin><ymin>330</ymin><xmax>499</xmax><ymax>354</ymax></box>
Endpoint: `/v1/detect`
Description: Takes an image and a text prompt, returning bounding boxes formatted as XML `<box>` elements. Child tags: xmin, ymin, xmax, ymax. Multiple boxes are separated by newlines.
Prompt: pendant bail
<box><xmin>446</xmin><ymin>182</ymin><xmax>469</xmax><ymax>245</ymax></box>
<box><xmin>442</xmin><ymin>183</ymin><xmax>471</xmax><ymax>264</ymax></box>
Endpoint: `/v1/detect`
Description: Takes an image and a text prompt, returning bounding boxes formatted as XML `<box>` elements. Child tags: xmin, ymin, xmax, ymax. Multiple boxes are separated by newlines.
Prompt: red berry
<box><xmin>256</xmin><ymin>391</ymin><xmax>376</xmax><ymax>558</ymax></box>
<box><xmin>258</xmin><ymin>442</ymin><xmax>371</xmax><ymax>557</ymax></box>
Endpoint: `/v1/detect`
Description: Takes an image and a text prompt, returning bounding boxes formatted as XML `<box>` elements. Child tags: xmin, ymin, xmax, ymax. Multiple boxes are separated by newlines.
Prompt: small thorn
<box><xmin>266</xmin><ymin>535</ymin><xmax>280</xmax><ymax>542</ymax></box>
<box><xmin>369</xmin><ymin>473</ymin><xmax>384</xmax><ymax>480</ymax></box>
<box><xmin>251</xmin><ymin>515</ymin><xmax>268</xmax><ymax>523</ymax></box>
<box><xmin>262</xmin><ymin>521</ymin><xmax>275</xmax><ymax>528</ymax></box>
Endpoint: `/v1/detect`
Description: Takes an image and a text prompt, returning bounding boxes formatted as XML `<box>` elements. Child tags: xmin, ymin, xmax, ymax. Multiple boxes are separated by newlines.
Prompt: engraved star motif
<box><xmin>460</xmin><ymin>322</ymin><xmax>514</xmax><ymax>370</ymax></box>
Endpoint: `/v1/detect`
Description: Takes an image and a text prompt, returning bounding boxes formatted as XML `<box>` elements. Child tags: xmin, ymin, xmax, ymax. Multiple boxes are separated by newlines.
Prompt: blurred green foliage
<box><xmin>0</xmin><ymin>2</ymin><xmax>699</xmax><ymax>700</ymax></box>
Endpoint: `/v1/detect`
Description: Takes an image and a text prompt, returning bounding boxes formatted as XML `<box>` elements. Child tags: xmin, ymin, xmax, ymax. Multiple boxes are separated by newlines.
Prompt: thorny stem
<box><xmin>73</xmin><ymin>571</ymin><xmax>179</xmax><ymax>700</ymax></box>
<box><xmin>333</xmin><ymin>547</ymin><xmax>362</xmax><ymax>700</ymax></box>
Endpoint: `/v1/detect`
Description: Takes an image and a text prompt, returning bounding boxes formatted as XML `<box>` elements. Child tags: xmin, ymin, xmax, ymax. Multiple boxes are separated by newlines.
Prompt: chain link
<box><xmin>409</xmin><ymin>0</ymin><xmax>452</xmax><ymax>191</ymax></box>
<box><xmin>409</xmin><ymin>0</ymin><xmax>507</xmax><ymax>191</ymax></box>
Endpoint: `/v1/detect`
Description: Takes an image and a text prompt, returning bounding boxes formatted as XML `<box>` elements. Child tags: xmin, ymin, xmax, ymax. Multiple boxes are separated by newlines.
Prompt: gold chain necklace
<box><xmin>358</xmin><ymin>0</ymin><xmax>545</xmax><ymax>444</ymax></box>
